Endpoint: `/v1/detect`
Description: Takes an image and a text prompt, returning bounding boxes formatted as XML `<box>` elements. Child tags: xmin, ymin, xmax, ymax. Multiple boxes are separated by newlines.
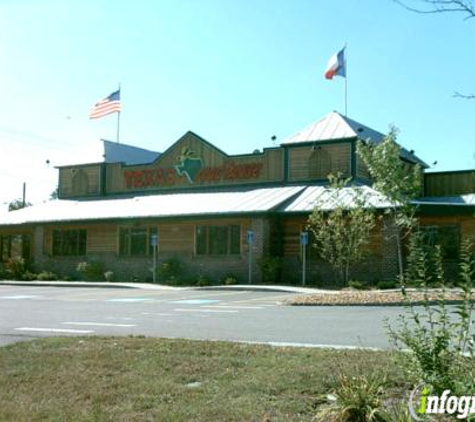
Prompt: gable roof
<box><xmin>281</xmin><ymin>111</ymin><xmax>428</xmax><ymax>167</ymax></box>
<box><xmin>155</xmin><ymin>131</ymin><xmax>229</xmax><ymax>163</ymax></box>
<box><xmin>102</xmin><ymin>139</ymin><xmax>161</xmax><ymax>165</ymax></box>
<box><xmin>282</xmin><ymin>111</ymin><xmax>384</xmax><ymax>145</ymax></box>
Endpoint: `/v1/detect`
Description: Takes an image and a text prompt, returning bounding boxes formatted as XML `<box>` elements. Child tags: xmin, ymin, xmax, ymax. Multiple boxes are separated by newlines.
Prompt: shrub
<box><xmin>0</xmin><ymin>263</ymin><xmax>6</xmax><ymax>280</ymax></box>
<box><xmin>379</xmin><ymin>402</ymin><xmax>412</xmax><ymax>422</ymax></box>
<box><xmin>21</xmin><ymin>271</ymin><xmax>37</xmax><ymax>281</ymax></box>
<box><xmin>221</xmin><ymin>274</ymin><xmax>239</xmax><ymax>285</ymax></box>
<box><xmin>5</xmin><ymin>257</ymin><xmax>28</xmax><ymax>280</ymax></box>
<box><xmin>158</xmin><ymin>258</ymin><xmax>182</xmax><ymax>284</ymax></box>
<box><xmin>77</xmin><ymin>261</ymin><xmax>105</xmax><ymax>281</ymax></box>
<box><xmin>348</xmin><ymin>280</ymin><xmax>369</xmax><ymax>290</ymax></box>
<box><xmin>376</xmin><ymin>280</ymin><xmax>398</xmax><ymax>290</ymax></box>
<box><xmin>258</xmin><ymin>256</ymin><xmax>282</xmax><ymax>284</ymax></box>
<box><xmin>315</xmin><ymin>372</ymin><xmax>387</xmax><ymax>421</ymax></box>
<box><xmin>104</xmin><ymin>271</ymin><xmax>114</xmax><ymax>282</ymax></box>
<box><xmin>387</xmin><ymin>235</ymin><xmax>475</xmax><ymax>395</ymax></box>
<box><xmin>195</xmin><ymin>275</ymin><xmax>213</xmax><ymax>287</ymax></box>
<box><xmin>37</xmin><ymin>271</ymin><xmax>58</xmax><ymax>281</ymax></box>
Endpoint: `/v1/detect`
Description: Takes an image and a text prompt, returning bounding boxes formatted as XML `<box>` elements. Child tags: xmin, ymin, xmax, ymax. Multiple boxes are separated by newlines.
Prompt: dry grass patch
<box><xmin>0</xmin><ymin>336</ymin><xmax>403</xmax><ymax>422</ymax></box>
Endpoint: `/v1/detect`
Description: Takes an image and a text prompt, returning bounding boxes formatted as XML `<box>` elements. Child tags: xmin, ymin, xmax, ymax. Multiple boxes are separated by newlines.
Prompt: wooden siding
<box><xmin>419</xmin><ymin>215</ymin><xmax>475</xmax><ymax>240</ymax></box>
<box><xmin>105</xmin><ymin>133</ymin><xmax>284</xmax><ymax>195</ymax></box>
<box><xmin>282</xmin><ymin>218</ymin><xmax>302</xmax><ymax>256</ymax></box>
<box><xmin>281</xmin><ymin>216</ymin><xmax>383</xmax><ymax>258</ymax></box>
<box><xmin>425</xmin><ymin>171</ymin><xmax>475</xmax><ymax>197</ymax></box>
<box><xmin>288</xmin><ymin>143</ymin><xmax>351</xmax><ymax>181</ymax></box>
<box><xmin>59</xmin><ymin>165</ymin><xmax>101</xmax><ymax>198</ymax></box>
<box><xmin>87</xmin><ymin>225</ymin><xmax>117</xmax><ymax>253</ymax></box>
<box><xmin>42</xmin><ymin>218</ymin><xmax>253</xmax><ymax>256</ymax></box>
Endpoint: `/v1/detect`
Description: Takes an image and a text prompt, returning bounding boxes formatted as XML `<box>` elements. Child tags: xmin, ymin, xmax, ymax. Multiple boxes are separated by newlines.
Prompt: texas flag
<box><xmin>324</xmin><ymin>47</ymin><xmax>346</xmax><ymax>80</ymax></box>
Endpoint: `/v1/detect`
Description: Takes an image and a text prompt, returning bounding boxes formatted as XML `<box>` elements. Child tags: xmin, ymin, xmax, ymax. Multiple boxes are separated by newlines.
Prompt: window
<box><xmin>119</xmin><ymin>227</ymin><xmax>157</xmax><ymax>256</ymax></box>
<box><xmin>419</xmin><ymin>225</ymin><xmax>460</xmax><ymax>260</ymax></box>
<box><xmin>195</xmin><ymin>225</ymin><xmax>241</xmax><ymax>255</ymax></box>
<box><xmin>1</xmin><ymin>234</ymin><xmax>31</xmax><ymax>261</ymax></box>
<box><xmin>308</xmin><ymin>147</ymin><xmax>331</xmax><ymax>179</ymax></box>
<box><xmin>52</xmin><ymin>229</ymin><xmax>86</xmax><ymax>256</ymax></box>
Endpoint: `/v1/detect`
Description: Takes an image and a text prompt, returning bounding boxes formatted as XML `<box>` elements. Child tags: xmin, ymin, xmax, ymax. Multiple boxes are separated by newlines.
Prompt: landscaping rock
<box><xmin>286</xmin><ymin>289</ymin><xmax>468</xmax><ymax>306</ymax></box>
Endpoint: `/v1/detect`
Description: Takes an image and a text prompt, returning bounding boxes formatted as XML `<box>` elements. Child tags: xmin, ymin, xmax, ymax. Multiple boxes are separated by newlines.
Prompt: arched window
<box><xmin>71</xmin><ymin>169</ymin><xmax>89</xmax><ymax>196</ymax></box>
<box><xmin>308</xmin><ymin>147</ymin><xmax>332</xmax><ymax>179</ymax></box>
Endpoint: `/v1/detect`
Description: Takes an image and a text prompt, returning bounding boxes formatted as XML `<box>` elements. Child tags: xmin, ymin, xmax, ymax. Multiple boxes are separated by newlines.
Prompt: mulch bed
<box><xmin>286</xmin><ymin>289</ymin><xmax>469</xmax><ymax>306</ymax></box>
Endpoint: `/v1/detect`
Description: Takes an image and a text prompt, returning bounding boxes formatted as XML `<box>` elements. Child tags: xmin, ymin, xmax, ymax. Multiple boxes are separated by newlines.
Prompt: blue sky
<box><xmin>0</xmin><ymin>0</ymin><xmax>473</xmax><ymax>207</ymax></box>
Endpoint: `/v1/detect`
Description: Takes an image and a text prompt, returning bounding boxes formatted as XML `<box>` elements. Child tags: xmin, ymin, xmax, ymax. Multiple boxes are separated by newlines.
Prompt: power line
<box><xmin>0</xmin><ymin>125</ymin><xmax>80</xmax><ymax>149</ymax></box>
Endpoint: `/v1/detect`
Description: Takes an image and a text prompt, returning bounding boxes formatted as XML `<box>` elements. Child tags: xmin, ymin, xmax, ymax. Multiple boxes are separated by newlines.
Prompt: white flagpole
<box><xmin>344</xmin><ymin>43</ymin><xmax>348</xmax><ymax>117</ymax></box>
<box><xmin>116</xmin><ymin>83</ymin><xmax>121</xmax><ymax>143</ymax></box>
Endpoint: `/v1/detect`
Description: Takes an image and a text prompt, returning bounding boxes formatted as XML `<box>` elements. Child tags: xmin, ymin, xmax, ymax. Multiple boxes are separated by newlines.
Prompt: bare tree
<box><xmin>454</xmin><ymin>91</ymin><xmax>475</xmax><ymax>99</ymax></box>
<box><xmin>395</xmin><ymin>0</ymin><xmax>475</xmax><ymax>98</ymax></box>
<box><xmin>394</xmin><ymin>0</ymin><xmax>475</xmax><ymax>18</ymax></box>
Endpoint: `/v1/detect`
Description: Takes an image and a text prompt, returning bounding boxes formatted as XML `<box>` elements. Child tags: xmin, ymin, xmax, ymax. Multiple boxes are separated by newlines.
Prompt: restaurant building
<box><xmin>1</xmin><ymin>111</ymin><xmax>474</xmax><ymax>284</ymax></box>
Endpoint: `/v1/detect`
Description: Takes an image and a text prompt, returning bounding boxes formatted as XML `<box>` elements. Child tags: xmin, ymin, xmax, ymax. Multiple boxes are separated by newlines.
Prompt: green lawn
<box><xmin>0</xmin><ymin>337</ymin><xmax>405</xmax><ymax>422</ymax></box>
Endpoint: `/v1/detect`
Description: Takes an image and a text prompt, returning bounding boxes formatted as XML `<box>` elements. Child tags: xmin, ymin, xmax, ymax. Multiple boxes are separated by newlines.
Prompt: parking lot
<box><xmin>0</xmin><ymin>284</ymin><xmax>400</xmax><ymax>349</ymax></box>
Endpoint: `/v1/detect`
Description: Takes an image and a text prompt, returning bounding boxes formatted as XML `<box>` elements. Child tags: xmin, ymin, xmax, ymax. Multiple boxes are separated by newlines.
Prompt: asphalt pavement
<box><xmin>0</xmin><ymin>283</ymin><xmax>404</xmax><ymax>349</ymax></box>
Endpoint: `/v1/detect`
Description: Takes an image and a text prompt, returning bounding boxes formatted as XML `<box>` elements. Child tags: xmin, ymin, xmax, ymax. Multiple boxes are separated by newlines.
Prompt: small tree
<box><xmin>357</xmin><ymin>126</ymin><xmax>423</xmax><ymax>281</ymax></box>
<box><xmin>387</xmin><ymin>235</ymin><xmax>475</xmax><ymax>395</ymax></box>
<box><xmin>50</xmin><ymin>188</ymin><xmax>59</xmax><ymax>200</ymax></box>
<box><xmin>307</xmin><ymin>174</ymin><xmax>376</xmax><ymax>285</ymax></box>
<box><xmin>8</xmin><ymin>198</ymin><xmax>32</xmax><ymax>211</ymax></box>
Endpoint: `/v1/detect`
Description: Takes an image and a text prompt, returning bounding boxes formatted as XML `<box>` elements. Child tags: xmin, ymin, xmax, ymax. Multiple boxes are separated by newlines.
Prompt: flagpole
<box><xmin>116</xmin><ymin>83</ymin><xmax>121</xmax><ymax>143</ymax></box>
<box><xmin>117</xmin><ymin>111</ymin><xmax>120</xmax><ymax>143</ymax></box>
<box><xmin>344</xmin><ymin>43</ymin><xmax>348</xmax><ymax>117</ymax></box>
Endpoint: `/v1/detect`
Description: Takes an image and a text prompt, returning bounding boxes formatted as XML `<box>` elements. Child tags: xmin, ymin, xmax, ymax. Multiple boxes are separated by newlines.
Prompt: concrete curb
<box><xmin>191</xmin><ymin>285</ymin><xmax>320</xmax><ymax>294</ymax></box>
<box><xmin>0</xmin><ymin>281</ymin><xmax>316</xmax><ymax>294</ymax></box>
<box><xmin>0</xmin><ymin>281</ymin><xmax>183</xmax><ymax>291</ymax></box>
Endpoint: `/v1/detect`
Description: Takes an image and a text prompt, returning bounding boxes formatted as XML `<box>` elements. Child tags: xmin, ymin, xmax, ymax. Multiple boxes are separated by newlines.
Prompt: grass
<box><xmin>0</xmin><ymin>337</ymin><xmax>406</xmax><ymax>422</ymax></box>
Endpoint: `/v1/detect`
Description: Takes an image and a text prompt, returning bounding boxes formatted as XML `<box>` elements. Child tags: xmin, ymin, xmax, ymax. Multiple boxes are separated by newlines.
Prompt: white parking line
<box><xmin>63</xmin><ymin>322</ymin><xmax>136</xmax><ymax>328</ymax></box>
<box><xmin>15</xmin><ymin>327</ymin><xmax>94</xmax><ymax>334</ymax></box>
<box><xmin>231</xmin><ymin>294</ymin><xmax>291</xmax><ymax>304</ymax></box>
<box><xmin>168</xmin><ymin>291</ymin><xmax>248</xmax><ymax>300</ymax></box>
<box><xmin>201</xmin><ymin>305</ymin><xmax>264</xmax><ymax>310</ymax></box>
<box><xmin>106</xmin><ymin>298</ymin><xmax>154</xmax><ymax>302</ymax></box>
<box><xmin>173</xmin><ymin>308</ymin><xmax>238</xmax><ymax>314</ymax></box>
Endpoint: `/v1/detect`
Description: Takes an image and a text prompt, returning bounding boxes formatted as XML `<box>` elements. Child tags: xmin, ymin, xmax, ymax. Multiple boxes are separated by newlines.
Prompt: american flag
<box><xmin>89</xmin><ymin>90</ymin><xmax>121</xmax><ymax>119</ymax></box>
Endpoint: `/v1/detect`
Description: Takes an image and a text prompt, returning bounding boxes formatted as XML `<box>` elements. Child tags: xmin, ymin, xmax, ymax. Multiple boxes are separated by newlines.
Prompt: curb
<box><xmin>0</xmin><ymin>281</ymin><xmax>137</xmax><ymax>289</ymax></box>
<box><xmin>0</xmin><ymin>281</ymin><xmax>182</xmax><ymax>290</ymax></box>
<box><xmin>192</xmin><ymin>285</ymin><xmax>318</xmax><ymax>294</ymax></box>
<box><xmin>0</xmin><ymin>281</ymin><xmax>314</xmax><ymax>294</ymax></box>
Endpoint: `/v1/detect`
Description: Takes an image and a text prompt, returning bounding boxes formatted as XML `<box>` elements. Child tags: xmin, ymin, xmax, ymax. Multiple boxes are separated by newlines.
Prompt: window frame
<box><xmin>52</xmin><ymin>229</ymin><xmax>87</xmax><ymax>257</ymax></box>
<box><xmin>118</xmin><ymin>226</ymin><xmax>158</xmax><ymax>257</ymax></box>
<box><xmin>195</xmin><ymin>224</ymin><xmax>241</xmax><ymax>256</ymax></box>
<box><xmin>419</xmin><ymin>224</ymin><xmax>461</xmax><ymax>261</ymax></box>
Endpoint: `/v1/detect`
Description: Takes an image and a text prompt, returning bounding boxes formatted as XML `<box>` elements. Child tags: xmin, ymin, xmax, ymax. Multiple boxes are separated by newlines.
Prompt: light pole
<box><xmin>247</xmin><ymin>230</ymin><xmax>254</xmax><ymax>284</ymax></box>
<box><xmin>151</xmin><ymin>233</ymin><xmax>159</xmax><ymax>283</ymax></box>
<box><xmin>300</xmin><ymin>232</ymin><xmax>308</xmax><ymax>286</ymax></box>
